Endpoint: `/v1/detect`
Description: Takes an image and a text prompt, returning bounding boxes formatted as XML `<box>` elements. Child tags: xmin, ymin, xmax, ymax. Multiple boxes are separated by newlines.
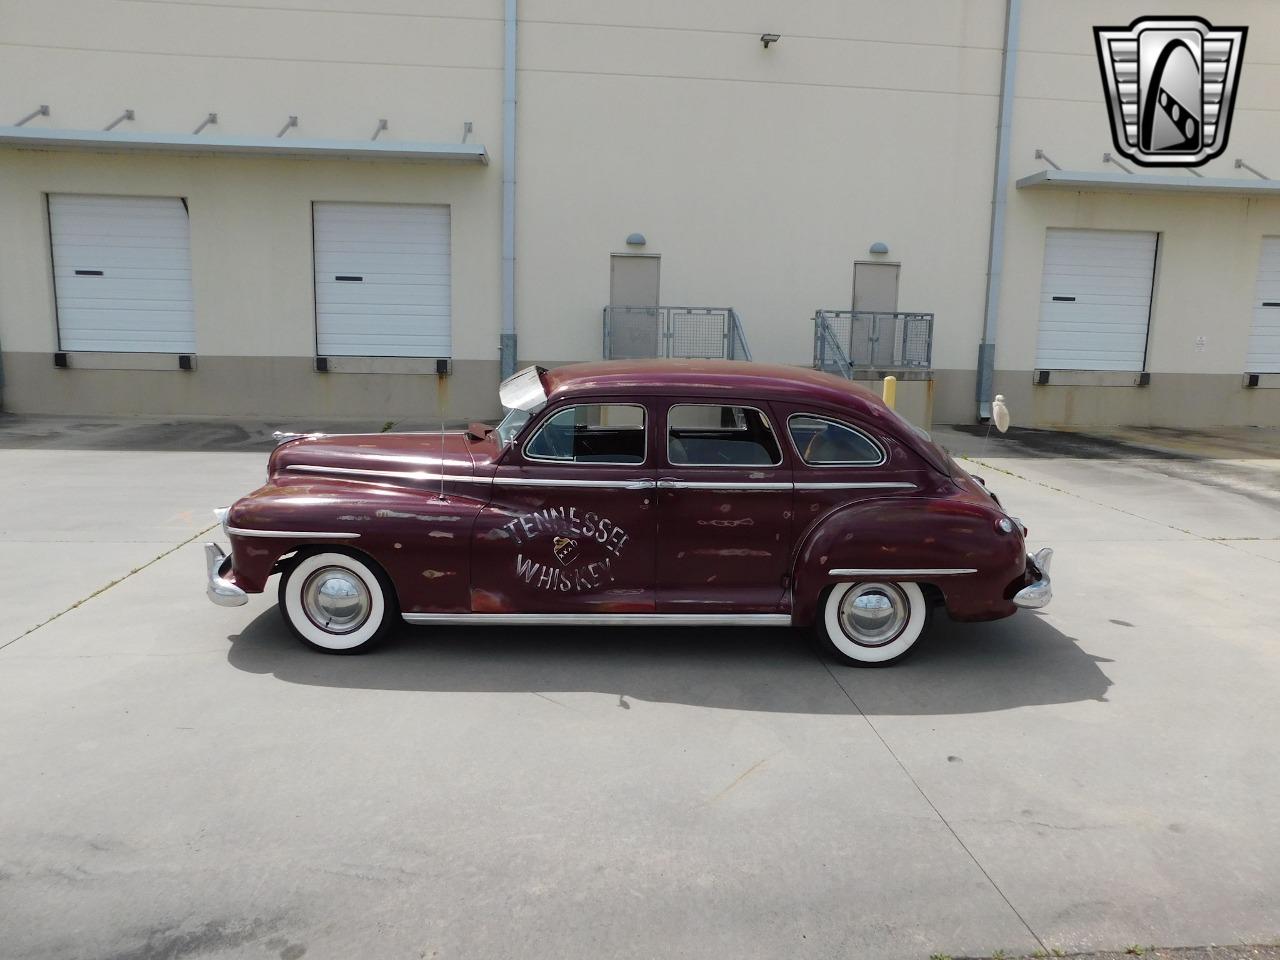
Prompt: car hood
<box><xmin>268</xmin><ymin>431</ymin><xmax>479</xmax><ymax>482</ymax></box>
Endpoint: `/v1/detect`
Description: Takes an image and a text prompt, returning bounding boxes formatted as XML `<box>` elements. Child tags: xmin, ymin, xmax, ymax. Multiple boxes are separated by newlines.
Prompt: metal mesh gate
<box><xmin>604</xmin><ymin>306</ymin><xmax>752</xmax><ymax>361</ymax></box>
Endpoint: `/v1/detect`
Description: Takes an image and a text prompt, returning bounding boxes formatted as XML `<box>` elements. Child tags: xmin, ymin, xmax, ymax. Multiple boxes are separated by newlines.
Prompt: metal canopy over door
<box><xmin>313</xmin><ymin>202</ymin><xmax>451</xmax><ymax>357</ymax></box>
<box><xmin>1247</xmin><ymin>237</ymin><xmax>1280</xmax><ymax>373</ymax></box>
<box><xmin>607</xmin><ymin>254</ymin><xmax>660</xmax><ymax>358</ymax></box>
<box><xmin>47</xmin><ymin>194</ymin><xmax>196</xmax><ymax>353</ymax></box>
<box><xmin>1035</xmin><ymin>228</ymin><xmax>1157</xmax><ymax>371</ymax></box>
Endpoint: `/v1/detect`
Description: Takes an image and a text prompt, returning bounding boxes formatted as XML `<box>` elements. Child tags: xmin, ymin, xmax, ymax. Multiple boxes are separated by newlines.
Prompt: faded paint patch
<box><xmin>422</xmin><ymin>569</ymin><xmax>456</xmax><ymax>579</ymax></box>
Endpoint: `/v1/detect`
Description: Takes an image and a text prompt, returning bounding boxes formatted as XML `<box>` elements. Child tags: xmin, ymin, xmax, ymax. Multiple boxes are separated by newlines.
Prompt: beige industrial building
<box><xmin>1</xmin><ymin>0</ymin><xmax>1279</xmax><ymax>428</ymax></box>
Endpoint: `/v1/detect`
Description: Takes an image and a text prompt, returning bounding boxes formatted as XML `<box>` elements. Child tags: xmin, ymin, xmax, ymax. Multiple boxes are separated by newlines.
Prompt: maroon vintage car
<box><xmin>204</xmin><ymin>360</ymin><xmax>1051</xmax><ymax>665</ymax></box>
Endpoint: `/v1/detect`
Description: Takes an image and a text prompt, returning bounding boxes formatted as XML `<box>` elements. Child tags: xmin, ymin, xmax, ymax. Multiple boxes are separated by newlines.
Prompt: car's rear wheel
<box><xmin>816</xmin><ymin>580</ymin><xmax>930</xmax><ymax>667</ymax></box>
<box><xmin>278</xmin><ymin>550</ymin><xmax>396</xmax><ymax>654</ymax></box>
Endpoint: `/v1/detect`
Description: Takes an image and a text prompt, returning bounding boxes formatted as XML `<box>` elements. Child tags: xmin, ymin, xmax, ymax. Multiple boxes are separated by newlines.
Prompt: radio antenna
<box><xmin>437</xmin><ymin>421</ymin><xmax>447</xmax><ymax>500</ymax></box>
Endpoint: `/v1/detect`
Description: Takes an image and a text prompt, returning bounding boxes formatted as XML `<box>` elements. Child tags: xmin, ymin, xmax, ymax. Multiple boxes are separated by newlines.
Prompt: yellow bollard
<box><xmin>882</xmin><ymin>375</ymin><xmax>897</xmax><ymax>410</ymax></box>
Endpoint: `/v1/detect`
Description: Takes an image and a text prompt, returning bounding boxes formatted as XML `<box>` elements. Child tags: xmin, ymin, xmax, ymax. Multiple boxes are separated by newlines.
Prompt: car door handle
<box><xmin>656</xmin><ymin>478</ymin><xmax>679</xmax><ymax>489</ymax></box>
<box><xmin>624</xmin><ymin>479</ymin><xmax>656</xmax><ymax>490</ymax></box>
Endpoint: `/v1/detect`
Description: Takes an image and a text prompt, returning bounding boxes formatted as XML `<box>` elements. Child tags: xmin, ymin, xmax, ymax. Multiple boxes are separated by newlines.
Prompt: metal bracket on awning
<box><xmin>104</xmin><ymin>109</ymin><xmax>134</xmax><ymax>131</ymax></box>
<box><xmin>1102</xmin><ymin>152</ymin><xmax>1133</xmax><ymax>174</ymax></box>
<box><xmin>1235</xmin><ymin>158</ymin><xmax>1270</xmax><ymax>180</ymax></box>
<box><xmin>371</xmin><ymin>118</ymin><xmax>388</xmax><ymax>141</ymax></box>
<box><xmin>276</xmin><ymin>115</ymin><xmax>298</xmax><ymax>138</ymax></box>
<box><xmin>14</xmin><ymin>104</ymin><xmax>49</xmax><ymax>126</ymax></box>
<box><xmin>193</xmin><ymin>113</ymin><xmax>218</xmax><ymax>135</ymax></box>
<box><xmin>1033</xmin><ymin>148</ymin><xmax>1061</xmax><ymax>171</ymax></box>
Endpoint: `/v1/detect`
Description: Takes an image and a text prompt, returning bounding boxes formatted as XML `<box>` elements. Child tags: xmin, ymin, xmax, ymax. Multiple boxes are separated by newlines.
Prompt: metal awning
<box><xmin>0</xmin><ymin>126</ymin><xmax>488</xmax><ymax>164</ymax></box>
<box><xmin>1017</xmin><ymin>168</ymin><xmax>1280</xmax><ymax>197</ymax></box>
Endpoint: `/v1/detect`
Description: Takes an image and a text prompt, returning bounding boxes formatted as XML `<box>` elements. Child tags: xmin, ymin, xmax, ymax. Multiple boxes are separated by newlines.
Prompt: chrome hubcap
<box><xmin>838</xmin><ymin>582</ymin><xmax>909</xmax><ymax>647</ymax></box>
<box><xmin>302</xmin><ymin>566</ymin><xmax>371</xmax><ymax>634</ymax></box>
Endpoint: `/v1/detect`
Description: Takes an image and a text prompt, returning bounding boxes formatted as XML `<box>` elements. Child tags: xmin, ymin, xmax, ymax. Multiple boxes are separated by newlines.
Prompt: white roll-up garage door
<box><xmin>1247</xmin><ymin>237</ymin><xmax>1280</xmax><ymax>373</ymax></box>
<box><xmin>1035</xmin><ymin>228</ymin><xmax>1157</xmax><ymax>371</ymax></box>
<box><xmin>313</xmin><ymin>202</ymin><xmax>451</xmax><ymax>358</ymax></box>
<box><xmin>48</xmin><ymin>194</ymin><xmax>196</xmax><ymax>353</ymax></box>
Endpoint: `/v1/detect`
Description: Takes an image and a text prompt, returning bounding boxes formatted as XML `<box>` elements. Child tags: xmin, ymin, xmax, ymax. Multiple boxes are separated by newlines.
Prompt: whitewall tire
<box><xmin>278</xmin><ymin>550</ymin><xmax>396</xmax><ymax>654</ymax></box>
<box><xmin>817</xmin><ymin>580</ymin><xmax>930</xmax><ymax>667</ymax></box>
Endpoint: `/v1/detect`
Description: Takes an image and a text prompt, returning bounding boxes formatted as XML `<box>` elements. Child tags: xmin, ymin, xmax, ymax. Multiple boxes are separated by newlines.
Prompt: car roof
<box><xmin>542</xmin><ymin>359</ymin><xmax>889</xmax><ymax>415</ymax></box>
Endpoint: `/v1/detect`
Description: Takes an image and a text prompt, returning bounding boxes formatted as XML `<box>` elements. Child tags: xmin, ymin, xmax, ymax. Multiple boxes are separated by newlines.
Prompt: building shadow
<box><xmin>226</xmin><ymin>608</ymin><xmax>1112</xmax><ymax>716</ymax></box>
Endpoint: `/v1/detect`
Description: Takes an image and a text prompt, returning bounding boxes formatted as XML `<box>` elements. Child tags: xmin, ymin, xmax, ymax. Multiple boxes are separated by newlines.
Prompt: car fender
<box><xmin>225</xmin><ymin>478</ymin><xmax>485</xmax><ymax>613</ymax></box>
<box><xmin>789</xmin><ymin>494</ymin><xmax>1026</xmax><ymax>625</ymax></box>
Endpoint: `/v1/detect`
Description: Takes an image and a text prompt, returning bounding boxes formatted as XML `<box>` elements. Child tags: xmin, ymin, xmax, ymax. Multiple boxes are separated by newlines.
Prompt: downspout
<box><xmin>499</xmin><ymin>0</ymin><xmax>518</xmax><ymax>379</ymax></box>
<box><xmin>976</xmin><ymin>0</ymin><xmax>1021</xmax><ymax>420</ymax></box>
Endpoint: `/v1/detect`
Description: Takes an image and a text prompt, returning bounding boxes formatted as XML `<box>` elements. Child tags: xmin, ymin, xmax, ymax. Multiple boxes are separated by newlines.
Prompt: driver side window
<box><xmin>524</xmin><ymin>403</ymin><xmax>646</xmax><ymax>464</ymax></box>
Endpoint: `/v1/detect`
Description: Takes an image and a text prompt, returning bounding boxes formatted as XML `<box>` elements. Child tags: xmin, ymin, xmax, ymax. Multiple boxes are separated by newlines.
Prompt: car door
<box><xmin>470</xmin><ymin>399</ymin><xmax>657</xmax><ymax>614</ymax></box>
<box><xmin>654</xmin><ymin>399</ymin><xmax>794</xmax><ymax>614</ymax></box>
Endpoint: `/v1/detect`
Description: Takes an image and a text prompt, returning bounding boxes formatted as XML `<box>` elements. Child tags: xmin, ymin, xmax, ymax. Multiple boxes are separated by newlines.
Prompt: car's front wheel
<box><xmin>816</xmin><ymin>580</ymin><xmax>930</xmax><ymax>667</ymax></box>
<box><xmin>278</xmin><ymin>550</ymin><xmax>396</xmax><ymax>654</ymax></box>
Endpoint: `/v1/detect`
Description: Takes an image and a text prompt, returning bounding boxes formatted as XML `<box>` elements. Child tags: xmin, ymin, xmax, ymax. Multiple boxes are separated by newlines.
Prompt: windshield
<box><xmin>496</xmin><ymin>406</ymin><xmax>533</xmax><ymax>447</ymax></box>
<box><xmin>495</xmin><ymin>366</ymin><xmax>548</xmax><ymax>447</ymax></box>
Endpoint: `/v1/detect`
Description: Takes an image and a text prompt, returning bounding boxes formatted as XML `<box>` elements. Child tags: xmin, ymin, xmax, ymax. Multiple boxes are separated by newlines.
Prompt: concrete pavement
<box><xmin>1</xmin><ymin>416</ymin><xmax>1277</xmax><ymax>960</ymax></box>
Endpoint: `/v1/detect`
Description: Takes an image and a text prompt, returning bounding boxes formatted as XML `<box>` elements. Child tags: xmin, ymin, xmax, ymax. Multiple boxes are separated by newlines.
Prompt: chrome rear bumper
<box><xmin>1013</xmin><ymin>547</ymin><xmax>1053</xmax><ymax>609</ymax></box>
<box><xmin>205</xmin><ymin>542</ymin><xmax>248</xmax><ymax>607</ymax></box>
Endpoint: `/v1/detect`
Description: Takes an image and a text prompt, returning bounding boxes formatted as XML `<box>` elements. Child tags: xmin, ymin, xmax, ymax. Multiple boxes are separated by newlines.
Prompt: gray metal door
<box><xmin>608</xmin><ymin>255</ymin><xmax>661</xmax><ymax>358</ymax></box>
<box><xmin>853</xmin><ymin>261</ymin><xmax>901</xmax><ymax>366</ymax></box>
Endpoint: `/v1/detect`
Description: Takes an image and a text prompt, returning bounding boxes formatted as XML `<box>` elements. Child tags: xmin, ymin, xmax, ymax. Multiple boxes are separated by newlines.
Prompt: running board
<box><xmin>401</xmin><ymin>612</ymin><xmax>792</xmax><ymax>627</ymax></box>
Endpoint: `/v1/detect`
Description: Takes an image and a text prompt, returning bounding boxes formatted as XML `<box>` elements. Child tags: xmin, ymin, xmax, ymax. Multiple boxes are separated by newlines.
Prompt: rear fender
<box><xmin>790</xmin><ymin>496</ymin><xmax>1025</xmax><ymax>625</ymax></box>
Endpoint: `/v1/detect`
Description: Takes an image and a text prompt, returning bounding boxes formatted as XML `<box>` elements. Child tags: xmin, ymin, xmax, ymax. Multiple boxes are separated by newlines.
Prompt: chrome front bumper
<box><xmin>1013</xmin><ymin>547</ymin><xmax>1053</xmax><ymax>609</ymax></box>
<box><xmin>205</xmin><ymin>542</ymin><xmax>248</xmax><ymax>607</ymax></box>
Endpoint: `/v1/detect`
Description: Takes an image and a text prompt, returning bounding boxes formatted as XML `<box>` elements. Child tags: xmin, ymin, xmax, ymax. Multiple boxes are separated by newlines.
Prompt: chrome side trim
<box><xmin>794</xmin><ymin>481</ymin><xmax>916</xmax><ymax>490</ymax></box>
<box><xmin>226</xmin><ymin>526</ymin><xmax>360</xmax><ymax>539</ymax></box>
<box><xmin>1013</xmin><ymin>547</ymin><xmax>1053</xmax><ymax>609</ymax></box>
<box><xmin>402</xmin><ymin>612</ymin><xmax>792</xmax><ymax>627</ymax></box>
<box><xmin>827</xmin><ymin>567</ymin><xmax>977</xmax><ymax>577</ymax></box>
<box><xmin>494</xmin><ymin>476</ymin><xmax>654</xmax><ymax>490</ymax></box>
<box><xmin>286</xmin><ymin>464</ymin><xmax>487</xmax><ymax>484</ymax></box>
<box><xmin>204</xmin><ymin>542</ymin><xmax>248</xmax><ymax>607</ymax></box>
<box><xmin>657</xmin><ymin>479</ymin><xmax>792</xmax><ymax>491</ymax></box>
<box><xmin>286</xmin><ymin>463</ymin><xmax>652</xmax><ymax>490</ymax></box>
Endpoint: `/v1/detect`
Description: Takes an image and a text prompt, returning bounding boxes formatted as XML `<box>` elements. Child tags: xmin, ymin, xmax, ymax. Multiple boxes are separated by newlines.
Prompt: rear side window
<box><xmin>668</xmin><ymin>404</ymin><xmax>781</xmax><ymax>466</ymax></box>
<box><xmin>524</xmin><ymin>403</ymin><xmax>646</xmax><ymax>464</ymax></box>
<box><xmin>789</xmin><ymin>414</ymin><xmax>884</xmax><ymax>466</ymax></box>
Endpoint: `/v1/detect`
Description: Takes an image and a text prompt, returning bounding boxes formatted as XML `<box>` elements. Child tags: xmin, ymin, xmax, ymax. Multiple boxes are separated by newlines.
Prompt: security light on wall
<box><xmin>760</xmin><ymin>33</ymin><xmax>780</xmax><ymax>48</ymax></box>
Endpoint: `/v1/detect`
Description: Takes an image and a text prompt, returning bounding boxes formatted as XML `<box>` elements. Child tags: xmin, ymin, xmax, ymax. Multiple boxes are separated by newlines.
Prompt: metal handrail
<box><xmin>603</xmin><ymin>305</ymin><xmax>752</xmax><ymax>361</ymax></box>
<box><xmin>814</xmin><ymin>309</ymin><xmax>852</xmax><ymax>377</ymax></box>
<box><xmin>812</xmin><ymin>310</ymin><xmax>934</xmax><ymax>376</ymax></box>
<box><xmin>727</xmin><ymin>308</ymin><xmax>752</xmax><ymax>361</ymax></box>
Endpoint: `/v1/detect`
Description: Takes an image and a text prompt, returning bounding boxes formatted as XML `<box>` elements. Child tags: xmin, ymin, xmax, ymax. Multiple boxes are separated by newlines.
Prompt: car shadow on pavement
<box><xmin>226</xmin><ymin>608</ymin><xmax>1112</xmax><ymax>716</ymax></box>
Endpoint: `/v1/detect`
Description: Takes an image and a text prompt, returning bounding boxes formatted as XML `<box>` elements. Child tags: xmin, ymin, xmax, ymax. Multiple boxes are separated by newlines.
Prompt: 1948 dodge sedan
<box><xmin>204</xmin><ymin>361</ymin><xmax>1052</xmax><ymax>665</ymax></box>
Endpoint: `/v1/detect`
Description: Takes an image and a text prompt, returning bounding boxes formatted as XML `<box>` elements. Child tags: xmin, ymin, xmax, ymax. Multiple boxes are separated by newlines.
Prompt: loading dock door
<box><xmin>1247</xmin><ymin>237</ymin><xmax>1280</xmax><ymax>373</ymax></box>
<box><xmin>313</xmin><ymin>202</ymin><xmax>451</xmax><ymax>357</ymax></box>
<box><xmin>1035</xmin><ymin>228</ymin><xmax>1157</xmax><ymax>371</ymax></box>
<box><xmin>48</xmin><ymin>194</ymin><xmax>196</xmax><ymax>353</ymax></box>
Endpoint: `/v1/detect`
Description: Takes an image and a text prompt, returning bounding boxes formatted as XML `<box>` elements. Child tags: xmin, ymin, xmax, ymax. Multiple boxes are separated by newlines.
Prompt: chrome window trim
<box><xmin>522</xmin><ymin>402</ymin><xmax>649</xmax><ymax>467</ymax></box>
<box><xmin>403</xmin><ymin>612</ymin><xmax>792</xmax><ymax>627</ymax></box>
<box><xmin>827</xmin><ymin>567</ymin><xmax>976</xmax><ymax>577</ymax></box>
<box><xmin>665</xmin><ymin>402</ymin><xmax>783</xmax><ymax>468</ymax></box>
<box><xmin>787</xmin><ymin>413</ymin><xmax>888</xmax><ymax>468</ymax></box>
<box><xmin>227</xmin><ymin>525</ymin><xmax>360</xmax><ymax>539</ymax></box>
